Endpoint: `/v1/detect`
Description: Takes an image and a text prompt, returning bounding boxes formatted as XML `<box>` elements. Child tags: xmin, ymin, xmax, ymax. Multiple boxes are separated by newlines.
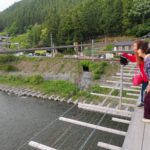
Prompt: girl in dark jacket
<box><xmin>137</xmin><ymin>42</ymin><xmax>150</xmax><ymax>122</ymax></box>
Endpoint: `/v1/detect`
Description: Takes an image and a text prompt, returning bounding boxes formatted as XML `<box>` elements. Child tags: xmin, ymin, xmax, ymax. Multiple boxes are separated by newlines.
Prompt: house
<box><xmin>0</xmin><ymin>36</ymin><xmax>10</xmax><ymax>49</ymax></box>
<box><xmin>0</xmin><ymin>36</ymin><xmax>9</xmax><ymax>41</ymax></box>
<box><xmin>142</xmin><ymin>32</ymin><xmax>150</xmax><ymax>39</ymax></box>
<box><xmin>113</xmin><ymin>41</ymin><xmax>133</xmax><ymax>51</ymax></box>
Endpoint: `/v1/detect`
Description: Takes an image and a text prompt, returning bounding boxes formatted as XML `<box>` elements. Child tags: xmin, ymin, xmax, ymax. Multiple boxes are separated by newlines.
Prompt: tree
<box><xmin>7</xmin><ymin>22</ymin><xmax>18</xmax><ymax>35</ymax></box>
<box><xmin>28</xmin><ymin>24</ymin><xmax>42</xmax><ymax>47</ymax></box>
<box><xmin>101</xmin><ymin>0</ymin><xmax>122</xmax><ymax>35</ymax></box>
<box><xmin>129</xmin><ymin>0</ymin><xmax>150</xmax><ymax>24</ymax></box>
<box><xmin>122</xmin><ymin>0</ymin><xmax>133</xmax><ymax>32</ymax></box>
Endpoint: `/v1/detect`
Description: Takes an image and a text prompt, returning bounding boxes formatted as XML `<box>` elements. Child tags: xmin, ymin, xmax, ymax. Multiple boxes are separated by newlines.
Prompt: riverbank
<box><xmin>0</xmin><ymin>55</ymin><xmax>121</xmax><ymax>104</ymax></box>
<box><xmin>0</xmin><ymin>75</ymin><xmax>104</xmax><ymax>104</ymax></box>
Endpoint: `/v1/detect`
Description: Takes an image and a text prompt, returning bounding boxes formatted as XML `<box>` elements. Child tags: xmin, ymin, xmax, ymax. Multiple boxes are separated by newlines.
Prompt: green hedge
<box><xmin>80</xmin><ymin>60</ymin><xmax>108</xmax><ymax>80</ymax></box>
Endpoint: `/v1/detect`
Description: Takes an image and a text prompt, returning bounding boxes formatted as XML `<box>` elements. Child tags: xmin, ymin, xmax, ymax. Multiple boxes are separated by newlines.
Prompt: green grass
<box><xmin>0</xmin><ymin>74</ymin><xmax>103</xmax><ymax>103</ymax></box>
<box><xmin>38</xmin><ymin>80</ymin><xmax>79</xmax><ymax>98</ymax></box>
<box><xmin>0</xmin><ymin>74</ymin><xmax>137</xmax><ymax>104</ymax></box>
<box><xmin>0</xmin><ymin>75</ymin><xmax>79</xmax><ymax>98</ymax></box>
<box><xmin>90</xmin><ymin>84</ymin><xmax>111</xmax><ymax>94</ymax></box>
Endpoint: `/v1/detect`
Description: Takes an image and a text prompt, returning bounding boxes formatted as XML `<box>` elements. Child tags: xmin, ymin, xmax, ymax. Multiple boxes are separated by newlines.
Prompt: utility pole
<box><xmin>92</xmin><ymin>40</ymin><xmax>94</xmax><ymax>61</ymax></box>
<box><xmin>6</xmin><ymin>33</ymin><xmax>9</xmax><ymax>49</ymax></box>
<box><xmin>81</xmin><ymin>42</ymin><xmax>83</xmax><ymax>57</ymax></box>
<box><xmin>119</xmin><ymin>65</ymin><xmax>123</xmax><ymax>109</ymax></box>
<box><xmin>50</xmin><ymin>33</ymin><xmax>53</xmax><ymax>47</ymax></box>
<box><xmin>50</xmin><ymin>33</ymin><xmax>54</xmax><ymax>57</ymax></box>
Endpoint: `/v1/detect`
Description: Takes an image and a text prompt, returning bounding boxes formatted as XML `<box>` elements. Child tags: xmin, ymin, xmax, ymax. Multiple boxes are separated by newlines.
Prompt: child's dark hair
<box><xmin>147</xmin><ymin>48</ymin><xmax>150</xmax><ymax>54</ymax></box>
<box><xmin>139</xmin><ymin>41</ymin><xmax>149</xmax><ymax>54</ymax></box>
<box><xmin>135</xmin><ymin>40</ymin><xmax>145</xmax><ymax>49</ymax></box>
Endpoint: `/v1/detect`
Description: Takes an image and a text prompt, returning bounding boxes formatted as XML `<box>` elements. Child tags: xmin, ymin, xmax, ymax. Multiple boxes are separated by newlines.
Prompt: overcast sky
<box><xmin>0</xmin><ymin>0</ymin><xmax>21</xmax><ymax>11</ymax></box>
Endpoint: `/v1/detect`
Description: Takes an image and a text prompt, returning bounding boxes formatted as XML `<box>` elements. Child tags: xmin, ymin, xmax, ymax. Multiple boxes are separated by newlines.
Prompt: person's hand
<box><xmin>120</xmin><ymin>56</ymin><xmax>128</xmax><ymax>66</ymax></box>
<box><xmin>146</xmin><ymin>84</ymin><xmax>150</xmax><ymax>93</ymax></box>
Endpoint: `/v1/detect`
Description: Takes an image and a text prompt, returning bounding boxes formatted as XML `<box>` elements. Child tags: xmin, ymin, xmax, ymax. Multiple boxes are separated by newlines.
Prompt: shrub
<box><xmin>80</xmin><ymin>60</ymin><xmax>108</xmax><ymax>80</ymax></box>
<box><xmin>26</xmin><ymin>75</ymin><xmax>44</xmax><ymax>84</ymax></box>
<box><xmin>80</xmin><ymin>60</ymin><xmax>90</xmax><ymax>71</ymax></box>
<box><xmin>0</xmin><ymin>65</ymin><xmax>18</xmax><ymax>72</ymax></box>
<box><xmin>0</xmin><ymin>55</ymin><xmax>18</xmax><ymax>64</ymax></box>
<box><xmin>103</xmin><ymin>44</ymin><xmax>114</xmax><ymax>51</ymax></box>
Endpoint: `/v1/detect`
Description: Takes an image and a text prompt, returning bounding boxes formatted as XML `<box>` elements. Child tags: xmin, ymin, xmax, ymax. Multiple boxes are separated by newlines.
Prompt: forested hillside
<box><xmin>0</xmin><ymin>0</ymin><xmax>150</xmax><ymax>47</ymax></box>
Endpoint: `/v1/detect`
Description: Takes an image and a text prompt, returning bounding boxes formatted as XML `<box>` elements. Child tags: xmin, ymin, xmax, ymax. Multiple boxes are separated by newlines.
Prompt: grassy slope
<box><xmin>0</xmin><ymin>56</ymin><xmax>120</xmax><ymax>102</ymax></box>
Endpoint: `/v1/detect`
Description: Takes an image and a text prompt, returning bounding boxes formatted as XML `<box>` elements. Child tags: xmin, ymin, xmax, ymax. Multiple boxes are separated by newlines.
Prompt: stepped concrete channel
<box><xmin>0</xmin><ymin>62</ymin><xmax>145</xmax><ymax>150</ymax></box>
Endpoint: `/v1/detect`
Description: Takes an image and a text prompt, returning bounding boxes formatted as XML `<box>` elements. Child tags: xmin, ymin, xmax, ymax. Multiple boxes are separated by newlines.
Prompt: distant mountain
<box><xmin>0</xmin><ymin>0</ymin><xmax>149</xmax><ymax>46</ymax></box>
<box><xmin>0</xmin><ymin>0</ymin><xmax>81</xmax><ymax>33</ymax></box>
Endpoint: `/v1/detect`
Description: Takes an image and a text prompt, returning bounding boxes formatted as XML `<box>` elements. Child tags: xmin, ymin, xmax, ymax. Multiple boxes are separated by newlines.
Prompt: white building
<box><xmin>113</xmin><ymin>41</ymin><xmax>133</xmax><ymax>51</ymax></box>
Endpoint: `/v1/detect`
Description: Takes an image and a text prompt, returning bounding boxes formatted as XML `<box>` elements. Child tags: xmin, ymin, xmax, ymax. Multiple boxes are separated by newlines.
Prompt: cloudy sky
<box><xmin>0</xmin><ymin>0</ymin><xmax>21</xmax><ymax>11</ymax></box>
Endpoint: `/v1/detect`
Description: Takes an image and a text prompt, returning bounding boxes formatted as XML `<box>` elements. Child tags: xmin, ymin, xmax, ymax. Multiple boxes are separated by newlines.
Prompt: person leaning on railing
<box><xmin>121</xmin><ymin>40</ymin><xmax>148</xmax><ymax>107</ymax></box>
<box><xmin>137</xmin><ymin>43</ymin><xmax>150</xmax><ymax>123</ymax></box>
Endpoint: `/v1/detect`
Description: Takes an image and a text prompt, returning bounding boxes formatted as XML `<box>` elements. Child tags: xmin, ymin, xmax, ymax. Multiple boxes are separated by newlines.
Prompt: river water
<box><xmin>0</xmin><ymin>92</ymin><xmax>129</xmax><ymax>150</ymax></box>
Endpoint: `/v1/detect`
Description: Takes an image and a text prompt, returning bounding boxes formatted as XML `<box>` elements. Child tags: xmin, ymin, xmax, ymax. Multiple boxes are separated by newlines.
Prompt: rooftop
<box><xmin>114</xmin><ymin>41</ymin><xmax>133</xmax><ymax>46</ymax></box>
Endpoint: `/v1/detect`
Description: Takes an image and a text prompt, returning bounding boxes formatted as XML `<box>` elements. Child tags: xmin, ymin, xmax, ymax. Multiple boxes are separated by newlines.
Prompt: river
<box><xmin>0</xmin><ymin>92</ymin><xmax>129</xmax><ymax>150</ymax></box>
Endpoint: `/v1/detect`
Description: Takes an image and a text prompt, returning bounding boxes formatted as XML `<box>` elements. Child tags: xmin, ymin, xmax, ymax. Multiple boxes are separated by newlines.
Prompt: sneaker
<box><xmin>137</xmin><ymin>103</ymin><xmax>144</xmax><ymax>108</ymax></box>
<box><xmin>142</xmin><ymin>118</ymin><xmax>150</xmax><ymax>123</ymax></box>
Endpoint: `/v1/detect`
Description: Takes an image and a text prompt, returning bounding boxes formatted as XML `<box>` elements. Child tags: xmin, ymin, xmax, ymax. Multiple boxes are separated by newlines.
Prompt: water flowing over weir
<box><xmin>0</xmin><ymin>92</ymin><xmax>129</xmax><ymax>150</ymax></box>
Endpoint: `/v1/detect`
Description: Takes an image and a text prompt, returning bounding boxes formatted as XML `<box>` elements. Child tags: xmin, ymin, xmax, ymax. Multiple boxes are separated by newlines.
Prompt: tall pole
<box><xmin>50</xmin><ymin>33</ymin><xmax>53</xmax><ymax>47</ymax></box>
<box><xmin>92</xmin><ymin>40</ymin><xmax>94</xmax><ymax>61</ymax></box>
<box><xmin>119</xmin><ymin>65</ymin><xmax>123</xmax><ymax>109</ymax></box>
<box><xmin>50</xmin><ymin>33</ymin><xmax>54</xmax><ymax>57</ymax></box>
<box><xmin>6</xmin><ymin>33</ymin><xmax>9</xmax><ymax>49</ymax></box>
<box><xmin>81</xmin><ymin>42</ymin><xmax>83</xmax><ymax>57</ymax></box>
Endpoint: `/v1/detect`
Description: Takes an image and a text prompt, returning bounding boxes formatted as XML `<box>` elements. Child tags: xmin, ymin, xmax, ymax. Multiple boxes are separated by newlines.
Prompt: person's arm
<box><xmin>122</xmin><ymin>53</ymin><xmax>136</xmax><ymax>62</ymax></box>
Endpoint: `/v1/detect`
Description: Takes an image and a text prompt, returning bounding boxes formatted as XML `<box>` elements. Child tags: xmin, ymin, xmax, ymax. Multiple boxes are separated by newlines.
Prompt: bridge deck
<box><xmin>122</xmin><ymin>109</ymin><xmax>150</xmax><ymax>150</ymax></box>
